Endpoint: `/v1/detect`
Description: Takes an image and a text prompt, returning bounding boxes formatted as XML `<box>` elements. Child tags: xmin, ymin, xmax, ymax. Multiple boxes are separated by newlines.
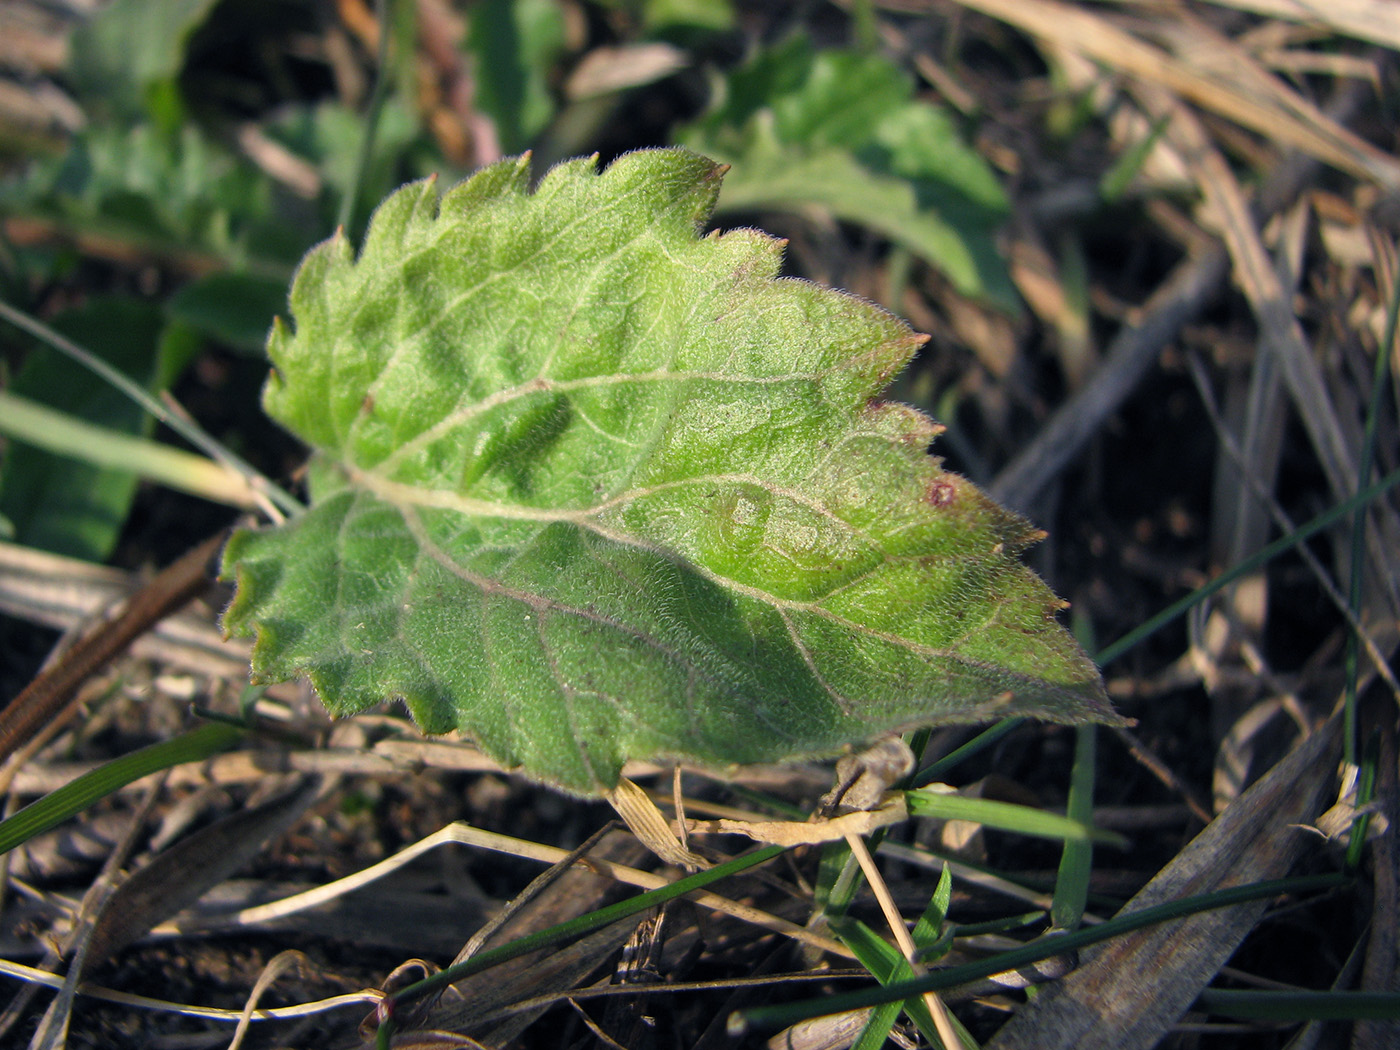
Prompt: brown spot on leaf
<box><xmin>927</xmin><ymin>478</ymin><xmax>957</xmax><ymax>507</ymax></box>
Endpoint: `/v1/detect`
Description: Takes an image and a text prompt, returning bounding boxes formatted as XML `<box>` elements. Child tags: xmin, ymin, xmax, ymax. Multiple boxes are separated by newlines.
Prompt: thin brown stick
<box><xmin>0</xmin><ymin>528</ymin><xmax>230</xmax><ymax>764</ymax></box>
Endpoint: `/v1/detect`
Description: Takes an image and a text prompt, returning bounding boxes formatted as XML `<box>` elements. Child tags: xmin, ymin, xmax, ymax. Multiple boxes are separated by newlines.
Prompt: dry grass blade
<box><xmin>608</xmin><ymin>776</ymin><xmax>709</xmax><ymax>870</ymax></box>
<box><xmin>992</xmin><ymin>69</ymin><xmax>1368</xmax><ymax>511</ymax></box>
<box><xmin>1355</xmin><ymin>715</ymin><xmax>1399</xmax><ymax>1048</ymax></box>
<box><xmin>1147</xmin><ymin>88</ymin><xmax>1400</xmax><ymax>626</ymax></box>
<box><xmin>1201</xmin><ymin>0</ymin><xmax>1400</xmax><ymax>51</ymax></box>
<box><xmin>226</xmin><ymin>949</ymin><xmax>313</xmax><ymax>1050</ymax></box>
<box><xmin>985</xmin><ymin>715</ymin><xmax>1341</xmax><ymax>1049</ymax></box>
<box><xmin>945</xmin><ymin>0</ymin><xmax>1400</xmax><ymax>189</ymax></box>
<box><xmin>0</xmin><ymin>530</ymin><xmax>229</xmax><ymax>764</ymax></box>
<box><xmin>1206</xmin><ymin>198</ymin><xmax>1300</xmax><ymax>604</ymax></box>
<box><xmin>3</xmin><ymin>2</ymin><xmax>1395</xmax><ymax>1044</ymax></box>
<box><xmin>159</xmin><ymin>821</ymin><xmax>851</xmax><ymax>958</ymax></box>
<box><xmin>991</xmin><ymin>245</ymin><xmax>1229</xmax><ymax>513</ymax></box>
<box><xmin>425</xmin><ymin>831</ymin><xmax>648</xmax><ymax>1042</ymax></box>
<box><xmin>1186</xmin><ymin>351</ymin><xmax>1400</xmax><ymax>708</ymax></box>
<box><xmin>80</xmin><ymin>777</ymin><xmax>323</xmax><ymax>974</ymax></box>
<box><xmin>0</xmin><ymin>539</ymin><xmax>253</xmax><ymax>682</ymax></box>
<box><xmin>0</xmin><ymin>956</ymin><xmax>382</xmax><ymax>1024</ymax></box>
<box><xmin>19</xmin><ymin>775</ymin><xmax>166</xmax><ymax>1050</ymax></box>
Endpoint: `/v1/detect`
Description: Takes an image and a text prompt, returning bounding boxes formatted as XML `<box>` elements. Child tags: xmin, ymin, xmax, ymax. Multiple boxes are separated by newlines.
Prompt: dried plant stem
<box><xmin>159</xmin><ymin>821</ymin><xmax>852</xmax><ymax>959</ymax></box>
<box><xmin>0</xmin><ymin>529</ymin><xmax>229</xmax><ymax>764</ymax></box>
<box><xmin>844</xmin><ymin>831</ymin><xmax>964</xmax><ymax>1050</ymax></box>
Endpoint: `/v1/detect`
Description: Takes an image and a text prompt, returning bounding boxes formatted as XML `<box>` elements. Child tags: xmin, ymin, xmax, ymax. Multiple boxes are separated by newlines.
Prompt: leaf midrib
<box><xmin>354</xmin><ymin>472</ymin><xmax>988</xmax><ymax>671</ymax></box>
<box><xmin>361</xmin><ymin>366</ymin><xmax>849</xmax><ymax>478</ymax></box>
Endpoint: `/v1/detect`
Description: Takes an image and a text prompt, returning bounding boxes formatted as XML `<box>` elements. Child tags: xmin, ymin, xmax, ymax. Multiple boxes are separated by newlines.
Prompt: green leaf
<box><xmin>843</xmin><ymin>864</ymin><xmax>959</xmax><ymax>1050</ymax></box>
<box><xmin>220</xmin><ymin>149</ymin><xmax>1117</xmax><ymax>796</ymax></box>
<box><xmin>679</xmin><ymin>39</ymin><xmax>1014</xmax><ymax>306</ymax></box>
<box><xmin>708</xmin><ymin>144</ymin><xmax>1008</xmax><ymax>310</ymax></box>
<box><xmin>168</xmin><ymin>271</ymin><xmax>289</xmax><ymax>355</ymax></box>
<box><xmin>68</xmin><ymin>0</ymin><xmax>222</xmax><ymax>122</ymax></box>
<box><xmin>595</xmin><ymin>0</ymin><xmax>735</xmax><ymax>36</ymax></box>
<box><xmin>1</xmin><ymin>123</ymin><xmax>282</xmax><ymax>264</ymax></box>
<box><xmin>466</xmin><ymin>0</ymin><xmax>566</xmax><ymax>154</ymax></box>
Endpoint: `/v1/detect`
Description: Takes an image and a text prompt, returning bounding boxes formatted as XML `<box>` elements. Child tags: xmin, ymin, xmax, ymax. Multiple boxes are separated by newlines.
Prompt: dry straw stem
<box><xmin>0</xmin><ymin>957</ymin><xmax>379</xmax><ymax>1026</ymax></box>
<box><xmin>1187</xmin><ymin>349</ymin><xmax>1400</xmax><ymax>707</ymax></box>
<box><xmin>940</xmin><ymin>0</ymin><xmax>1400</xmax><ymax>189</ymax></box>
<box><xmin>1144</xmin><ymin>88</ymin><xmax>1400</xmax><ymax>623</ymax></box>
<box><xmin>0</xmin><ymin>539</ymin><xmax>254</xmax><ymax>683</ymax></box>
<box><xmin>988</xmin><ymin>65</ymin><xmax>1379</xmax><ymax>515</ymax></box>
<box><xmin>20</xmin><ymin>773</ymin><xmax>168</xmax><ymax>1050</ymax></box>
<box><xmin>0</xmin><ymin>529</ymin><xmax>229</xmax><ymax>765</ymax></box>
<box><xmin>1200</xmin><ymin>0</ymin><xmax>1400</xmax><ymax>52</ymax></box>
<box><xmin>990</xmin><ymin>242</ymin><xmax>1229</xmax><ymax>513</ymax></box>
<box><xmin>225</xmin><ymin>950</ymin><xmax>317</xmax><ymax>1050</ymax></box>
<box><xmin>149</xmin><ymin>821</ymin><xmax>853</xmax><ymax>960</ymax></box>
<box><xmin>845</xmin><ymin>829</ymin><xmax>966</xmax><ymax>1050</ymax></box>
<box><xmin>1</xmin><ymin>735</ymin><xmax>825</xmax><ymax>806</ymax></box>
<box><xmin>1203</xmin><ymin>198</ymin><xmax>1301</xmax><ymax>590</ymax></box>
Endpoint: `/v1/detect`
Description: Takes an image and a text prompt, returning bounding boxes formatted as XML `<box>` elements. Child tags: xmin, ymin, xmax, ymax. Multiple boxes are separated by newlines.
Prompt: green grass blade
<box><xmin>0</xmin><ymin>390</ymin><xmax>262</xmax><ymax>509</ymax></box>
<box><xmin>384</xmin><ymin>844</ymin><xmax>787</xmax><ymax>1014</ymax></box>
<box><xmin>338</xmin><ymin>0</ymin><xmax>396</xmax><ymax>237</ymax></box>
<box><xmin>1196</xmin><ymin>989</ymin><xmax>1400</xmax><ymax>1021</ymax></box>
<box><xmin>0</xmin><ymin>722</ymin><xmax>244</xmax><ymax>855</ymax></box>
<box><xmin>839</xmin><ymin>907</ymin><xmax>958</xmax><ymax>1050</ymax></box>
<box><xmin>1345</xmin><ymin>729</ymin><xmax>1381</xmax><ymax>872</ymax></box>
<box><xmin>731</xmin><ymin>873</ymin><xmax>1347</xmax><ymax>1035</ymax></box>
<box><xmin>919</xmin><ymin>863</ymin><xmax>954</xmax><ymax>945</ymax></box>
<box><xmin>852</xmin><ymin>999</ymin><xmax>905</xmax><ymax>1050</ymax></box>
<box><xmin>914</xmin><ymin>718</ymin><xmax>1024</xmax><ymax>787</ymax></box>
<box><xmin>1096</xmin><ymin>465</ymin><xmax>1400</xmax><ymax>666</ymax></box>
<box><xmin>813</xmin><ymin>839</ymin><xmax>860</xmax><ymax>920</ymax></box>
<box><xmin>840</xmin><ymin>919</ymin><xmax>928</xmax><ymax>1049</ymax></box>
<box><xmin>0</xmin><ymin>298</ymin><xmax>303</xmax><ymax>517</ymax></box>
<box><xmin>1051</xmin><ymin>724</ymin><xmax>1097</xmax><ymax>930</ymax></box>
<box><xmin>842</xmin><ymin>865</ymin><xmax>968</xmax><ymax>1049</ymax></box>
<box><xmin>1100</xmin><ymin>114</ymin><xmax>1171</xmax><ymax>202</ymax></box>
<box><xmin>906</xmin><ymin>788</ymin><xmax>1125</xmax><ymax>848</ymax></box>
<box><xmin>943</xmin><ymin>911</ymin><xmax>1046</xmax><ymax>940</ymax></box>
<box><xmin>1343</xmin><ymin>254</ymin><xmax>1400</xmax><ymax>769</ymax></box>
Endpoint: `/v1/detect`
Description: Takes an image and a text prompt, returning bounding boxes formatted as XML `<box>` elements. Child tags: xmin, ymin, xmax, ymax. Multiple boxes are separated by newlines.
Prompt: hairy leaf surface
<box><xmin>222</xmin><ymin>149</ymin><xmax>1119</xmax><ymax>796</ymax></box>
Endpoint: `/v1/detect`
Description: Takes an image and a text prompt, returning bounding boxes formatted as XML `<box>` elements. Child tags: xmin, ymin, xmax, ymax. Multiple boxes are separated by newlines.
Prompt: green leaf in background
<box><xmin>221</xmin><ymin>149</ymin><xmax>1116</xmax><ymax>796</ymax></box>
<box><xmin>168</xmin><ymin>271</ymin><xmax>290</xmax><ymax>355</ymax></box>
<box><xmin>679</xmin><ymin>37</ymin><xmax>1015</xmax><ymax>307</ymax></box>
<box><xmin>595</xmin><ymin>0</ymin><xmax>736</xmax><ymax>36</ymax></box>
<box><xmin>0</xmin><ymin>298</ymin><xmax>198</xmax><ymax>560</ymax></box>
<box><xmin>263</xmin><ymin>98</ymin><xmax>427</xmax><ymax>239</ymax></box>
<box><xmin>0</xmin><ymin>123</ymin><xmax>279</xmax><ymax>264</ymax></box>
<box><xmin>466</xmin><ymin>0</ymin><xmax>567</xmax><ymax>154</ymax></box>
<box><xmin>68</xmin><ymin>0</ymin><xmax>223</xmax><ymax>124</ymax></box>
